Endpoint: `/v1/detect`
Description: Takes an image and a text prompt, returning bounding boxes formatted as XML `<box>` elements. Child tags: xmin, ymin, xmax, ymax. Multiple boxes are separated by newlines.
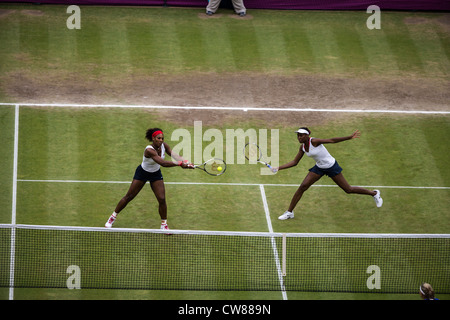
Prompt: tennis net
<box><xmin>0</xmin><ymin>224</ymin><xmax>449</xmax><ymax>293</ymax></box>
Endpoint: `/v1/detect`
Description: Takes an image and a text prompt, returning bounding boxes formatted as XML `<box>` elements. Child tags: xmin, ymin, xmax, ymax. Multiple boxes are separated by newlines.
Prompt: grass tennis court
<box><xmin>1</xmin><ymin>105</ymin><xmax>449</xmax><ymax>300</ymax></box>
<box><xmin>0</xmin><ymin>3</ymin><xmax>449</xmax><ymax>300</ymax></box>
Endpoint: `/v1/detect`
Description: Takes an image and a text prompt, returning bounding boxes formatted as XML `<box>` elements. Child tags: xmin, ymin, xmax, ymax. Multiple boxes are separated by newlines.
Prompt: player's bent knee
<box><xmin>342</xmin><ymin>187</ymin><xmax>354</xmax><ymax>194</ymax></box>
<box><xmin>157</xmin><ymin>197</ymin><xmax>166</xmax><ymax>205</ymax></box>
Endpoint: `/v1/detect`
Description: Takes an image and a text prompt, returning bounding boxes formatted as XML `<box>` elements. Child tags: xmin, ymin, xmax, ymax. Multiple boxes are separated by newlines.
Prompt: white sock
<box><xmin>161</xmin><ymin>219</ymin><xmax>167</xmax><ymax>225</ymax></box>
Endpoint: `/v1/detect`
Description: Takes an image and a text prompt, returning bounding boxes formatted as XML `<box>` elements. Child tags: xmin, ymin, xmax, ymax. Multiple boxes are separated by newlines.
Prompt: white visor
<box><xmin>295</xmin><ymin>129</ymin><xmax>310</xmax><ymax>135</ymax></box>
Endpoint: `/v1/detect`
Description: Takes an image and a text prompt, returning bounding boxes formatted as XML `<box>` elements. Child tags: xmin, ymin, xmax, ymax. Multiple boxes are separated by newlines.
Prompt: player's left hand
<box><xmin>351</xmin><ymin>130</ymin><xmax>361</xmax><ymax>139</ymax></box>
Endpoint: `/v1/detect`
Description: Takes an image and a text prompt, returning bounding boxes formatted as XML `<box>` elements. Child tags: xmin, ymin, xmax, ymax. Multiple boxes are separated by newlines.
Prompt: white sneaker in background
<box><xmin>278</xmin><ymin>211</ymin><xmax>294</xmax><ymax>220</ymax></box>
<box><xmin>373</xmin><ymin>190</ymin><xmax>383</xmax><ymax>208</ymax></box>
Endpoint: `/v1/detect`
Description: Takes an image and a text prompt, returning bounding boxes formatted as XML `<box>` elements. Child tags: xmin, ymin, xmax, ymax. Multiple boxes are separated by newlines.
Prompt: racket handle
<box><xmin>265</xmin><ymin>163</ymin><xmax>272</xmax><ymax>169</ymax></box>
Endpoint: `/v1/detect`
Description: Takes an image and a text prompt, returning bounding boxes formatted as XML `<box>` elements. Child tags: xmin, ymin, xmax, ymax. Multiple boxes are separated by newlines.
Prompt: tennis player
<box><xmin>105</xmin><ymin>128</ymin><xmax>192</xmax><ymax>230</ymax></box>
<box><xmin>274</xmin><ymin>127</ymin><xmax>383</xmax><ymax>220</ymax></box>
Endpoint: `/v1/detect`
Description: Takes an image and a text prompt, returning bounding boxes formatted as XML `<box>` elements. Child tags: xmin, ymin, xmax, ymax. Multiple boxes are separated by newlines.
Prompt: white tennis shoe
<box><xmin>160</xmin><ymin>223</ymin><xmax>169</xmax><ymax>231</ymax></box>
<box><xmin>105</xmin><ymin>214</ymin><xmax>116</xmax><ymax>228</ymax></box>
<box><xmin>161</xmin><ymin>223</ymin><xmax>172</xmax><ymax>235</ymax></box>
<box><xmin>278</xmin><ymin>211</ymin><xmax>294</xmax><ymax>220</ymax></box>
<box><xmin>373</xmin><ymin>190</ymin><xmax>383</xmax><ymax>207</ymax></box>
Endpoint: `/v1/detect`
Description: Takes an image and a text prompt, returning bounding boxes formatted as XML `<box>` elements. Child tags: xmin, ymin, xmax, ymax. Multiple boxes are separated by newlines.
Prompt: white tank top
<box><xmin>141</xmin><ymin>144</ymin><xmax>165</xmax><ymax>173</ymax></box>
<box><xmin>302</xmin><ymin>138</ymin><xmax>335</xmax><ymax>169</ymax></box>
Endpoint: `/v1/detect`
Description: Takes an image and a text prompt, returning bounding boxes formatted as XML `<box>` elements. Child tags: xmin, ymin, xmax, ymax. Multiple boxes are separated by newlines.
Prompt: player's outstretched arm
<box><xmin>274</xmin><ymin>147</ymin><xmax>304</xmax><ymax>172</ymax></box>
<box><xmin>312</xmin><ymin>130</ymin><xmax>361</xmax><ymax>146</ymax></box>
<box><xmin>145</xmin><ymin>145</ymin><xmax>191</xmax><ymax>168</ymax></box>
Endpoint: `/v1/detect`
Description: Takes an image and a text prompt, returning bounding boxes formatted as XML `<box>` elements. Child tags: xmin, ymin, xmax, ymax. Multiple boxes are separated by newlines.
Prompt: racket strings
<box><xmin>204</xmin><ymin>159</ymin><xmax>226</xmax><ymax>175</ymax></box>
<box><xmin>245</xmin><ymin>144</ymin><xmax>262</xmax><ymax>162</ymax></box>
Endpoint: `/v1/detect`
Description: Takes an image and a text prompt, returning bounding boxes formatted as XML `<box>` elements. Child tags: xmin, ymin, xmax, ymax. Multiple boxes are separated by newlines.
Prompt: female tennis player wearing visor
<box><xmin>273</xmin><ymin>127</ymin><xmax>383</xmax><ymax>220</ymax></box>
<box><xmin>105</xmin><ymin>128</ymin><xmax>193</xmax><ymax>230</ymax></box>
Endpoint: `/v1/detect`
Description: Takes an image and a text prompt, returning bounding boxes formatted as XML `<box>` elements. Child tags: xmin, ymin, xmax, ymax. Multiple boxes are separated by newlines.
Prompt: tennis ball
<box><xmin>217</xmin><ymin>166</ymin><xmax>223</xmax><ymax>172</ymax></box>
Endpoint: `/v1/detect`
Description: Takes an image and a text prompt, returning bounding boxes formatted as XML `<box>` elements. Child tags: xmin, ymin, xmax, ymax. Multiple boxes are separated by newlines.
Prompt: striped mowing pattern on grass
<box><xmin>0</xmin><ymin>6</ymin><xmax>449</xmax><ymax>300</ymax></box>
<box><xmin>0</xmin><ymin>7</ymin><xmax>449</xmax><ymax>82</ymax></box>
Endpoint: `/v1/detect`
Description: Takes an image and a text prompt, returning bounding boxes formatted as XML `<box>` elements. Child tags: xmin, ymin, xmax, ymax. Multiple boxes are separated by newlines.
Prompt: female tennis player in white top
<box><xmin>274</xmin><ymin>127</ymin><xmax>383</xmax><ymax>220</ymax></box>
<box><xmin>105</xmin><ymin>128</ymin><xmax>192</xmax><ymax>230</ymax></box>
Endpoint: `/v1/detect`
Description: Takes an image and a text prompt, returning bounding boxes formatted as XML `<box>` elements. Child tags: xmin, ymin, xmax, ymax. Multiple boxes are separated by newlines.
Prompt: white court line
<box><xmin>11</xmin><ymin>106</ymin><xmax>19</xmax><ymax>225</ymax></box>
<box><xmin>0</xmin><ymin>102</ymin><xmax>449</xmax><ymax>114</ymax></box>
<box><xmin>17</xmin><ymin>179</ymin><xmax>450</xmax><ymax>190</ymax></box>
<box><xmin>259</xmin><ymin>185</ymin><xmax>288</xmax><ymax>300</ymax></box>
<box><xmin>9</xmin><ymin>105</ymin><xmax>19</xmax><ymax>300</ymax></box>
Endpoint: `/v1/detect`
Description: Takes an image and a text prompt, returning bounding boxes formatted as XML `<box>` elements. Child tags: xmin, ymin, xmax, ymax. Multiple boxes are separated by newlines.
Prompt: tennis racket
<box><xmin>193</xmin><ymin>158</ymin><xmax>226</xmax><ymax>176</ymax></box>
<box><xmin>244</xmin><ymin>142</ymin><xmax>273</xmax><ymax>169</ymax></box>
